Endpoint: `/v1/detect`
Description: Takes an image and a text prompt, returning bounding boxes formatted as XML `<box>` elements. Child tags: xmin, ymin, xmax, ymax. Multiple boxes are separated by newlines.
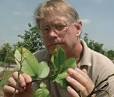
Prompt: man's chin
<box><xmin>47</xmin><ymin>46</ymin><xmax>55</xmax><ymax>54</ymax></box>
<box><xmin>47</xmin><ymin>44</ymin><xmax>63</xmax><ymax>54</ymax></box>
<box><xmin>47</xmin><ymin>42</ymin><xmax>65</xmax><ymax>51</ymax></box>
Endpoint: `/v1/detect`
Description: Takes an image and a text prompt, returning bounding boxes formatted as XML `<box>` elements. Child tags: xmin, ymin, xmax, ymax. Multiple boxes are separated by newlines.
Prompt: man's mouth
<box><xmin>47</xmin><ymin>42</ymin><xmax>64</xmax><ymax>48</ymax></box>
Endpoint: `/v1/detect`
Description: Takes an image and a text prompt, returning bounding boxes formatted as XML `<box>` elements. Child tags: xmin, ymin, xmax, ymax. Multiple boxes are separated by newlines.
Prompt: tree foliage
<box><xmin>0</xmin><ymin>43</ymin><xmax>15</xmax><ymax>66</ymax></box>
<box><xmin>83</xmin><ymin>33</ymin><xmax>114</xmax><ymax>60</ymax></box>
<box><xmin>16</xmin><ymin>23</ymin><xmax>45</xmax><ymax>53</ymax></box>
<box><xmin>106</xmin><ymin>50</ymin><xmax>114</xmax><ymax>60</ymax></box>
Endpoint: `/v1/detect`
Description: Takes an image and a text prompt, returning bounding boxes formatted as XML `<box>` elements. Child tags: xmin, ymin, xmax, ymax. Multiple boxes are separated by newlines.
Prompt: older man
<box><xmin>3</xmin><ymin>0</ymin><xmax>114</xmax><ymax>97</ymax></box>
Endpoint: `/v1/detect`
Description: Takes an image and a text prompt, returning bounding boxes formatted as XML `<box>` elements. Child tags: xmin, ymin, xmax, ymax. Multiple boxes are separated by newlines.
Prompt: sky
<box><xmin>0</xmin><ymin>0</ymin><xmax>114</xmax><ymax>49</ymax></box>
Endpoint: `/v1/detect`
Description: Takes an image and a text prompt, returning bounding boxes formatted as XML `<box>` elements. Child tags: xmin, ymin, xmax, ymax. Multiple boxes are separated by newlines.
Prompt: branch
<box><xmin>87</xmin><ymin>74</ymin><xmax>114</xmax><ymax>97</ymax></box>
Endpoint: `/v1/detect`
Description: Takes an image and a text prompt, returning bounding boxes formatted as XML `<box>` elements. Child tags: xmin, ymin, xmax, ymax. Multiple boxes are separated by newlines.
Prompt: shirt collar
<box><xmin>79</xmin><ymin>40</ymin><xmax>92</xmax><ymax>67</ymax></box>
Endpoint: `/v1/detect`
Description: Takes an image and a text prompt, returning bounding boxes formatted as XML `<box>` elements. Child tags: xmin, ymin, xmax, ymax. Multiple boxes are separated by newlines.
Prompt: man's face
<box><xmin>39</xmin><ymin>16</ymin><xmax>82</xmax><ymax>54</ymax></box>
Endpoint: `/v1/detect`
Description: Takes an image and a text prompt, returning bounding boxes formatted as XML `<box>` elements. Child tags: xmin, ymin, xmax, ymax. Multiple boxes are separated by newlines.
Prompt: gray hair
<box><xmin>35</xmin><ymin>0</ymin><xmax>80</xmax><ymax>27</ymax></box>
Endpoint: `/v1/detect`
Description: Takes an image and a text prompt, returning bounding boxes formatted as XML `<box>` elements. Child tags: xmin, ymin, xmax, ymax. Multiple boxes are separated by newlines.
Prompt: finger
<box><xmin>7</xmin><ymin>77</ymin><xmax>17</xmax><ymax>88</ymax></box>
<box><xmin>22</xmin><ymin>73</ymin><xmax>32</xmax><ymax>91</ymax></box>
<box><xmin>82</xmin><ymin>69</ymin><xmax>88</xmax><ymax>74</ymax></box>
<box><xmin>76</xmin><ymin>68</ymin><xmax>94</xmax><ymax>91</ymax></box>
<box><xmin>68</xmin><ymin>68</ymin><xmax>90</xmax><ymax>86</ymax></box>
<box><xmin>12</xmin><ymin>72</ymin><xmax>26</xmax><ymax>87</ymax></box>
<box><xmin>75</xmin><ymin>68</ymin><xmax>88</xmax><ymax>78</ymax></box>
<box><xmin>66</xmin><ymin>76</ymin><xmax>88</xmax><ymax>96</ymax></box>
<box><xmin>3</xmin><ymin>85</ymin><xmax>19</xmax><ymax>94</ymax></box>
<box><xmin>68</xmin><ymin>68</ymin><xmax>94</xmax><ymax>94</ymax></box>
<box><xmin>77</xmin><ymin>69</ymin><xmax>94</xmax><ymax>93</ymax></box>
<box><xmin>66</xmin><ymin>76</ymin><xmax>79</xmax><ymax>91</ymax></box>
<box><xmin>76</xmin><ymin>68</ymin><xmax>88</xmax><ymax>78</ymax></box>
<box><xmin>22</xmin><ymin>73</ymin><xmax>32</xmax><ymax>83</ymax></box>
<box><xmin>7</xmin><ymin>76</ymin><xmax>25</xmax><ymax>93</ymax></box>
<box><xmin>67</xmin><ymin>86</ymin><xmax>79</xmax><ymax>97</ymax></box>
<box><xmin>68</xmin><ymin>68</ymin><xmax>87</xmax><ymax>82</ymax></box>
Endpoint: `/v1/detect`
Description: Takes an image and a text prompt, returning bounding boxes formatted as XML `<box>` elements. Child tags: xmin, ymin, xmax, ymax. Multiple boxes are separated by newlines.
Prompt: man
<box><xmin>3</xmin><ymin>0</ymin><xmax>114</xmax><ymax>97</ymax></box>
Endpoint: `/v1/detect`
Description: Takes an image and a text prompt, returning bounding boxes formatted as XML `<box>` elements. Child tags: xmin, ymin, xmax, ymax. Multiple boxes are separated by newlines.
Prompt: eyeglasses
<box><xmin>40</xmin><ymin>23</ymin><xmax>71</xmax><ymax>35</ymax></box>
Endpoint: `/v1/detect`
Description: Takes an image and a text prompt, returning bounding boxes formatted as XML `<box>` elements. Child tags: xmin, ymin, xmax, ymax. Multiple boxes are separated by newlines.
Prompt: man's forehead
<box><xmin>40</xmin><ymin>16</ymin><xmax>68</xmax><ymax>25</ymax></box>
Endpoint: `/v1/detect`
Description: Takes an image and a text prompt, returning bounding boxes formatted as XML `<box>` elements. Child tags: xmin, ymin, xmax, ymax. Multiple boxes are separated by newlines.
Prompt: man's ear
<box><xmin>74</xmin><ymin>21</ymin><xmax>82</xmax><ymax>36</ymax></box>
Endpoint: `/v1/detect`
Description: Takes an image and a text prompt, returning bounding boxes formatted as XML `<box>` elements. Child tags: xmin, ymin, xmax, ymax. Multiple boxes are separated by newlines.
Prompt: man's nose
<box><xmin>49</xmin><ymin>29</ymin><xmax>58</xmax><ymax>37</ymax></box>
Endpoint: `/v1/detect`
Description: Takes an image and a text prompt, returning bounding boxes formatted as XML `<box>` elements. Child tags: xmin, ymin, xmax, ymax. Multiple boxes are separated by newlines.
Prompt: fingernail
<box><xmin>67</xmin><ymin>86</ymin><xmax>71</xmax><ymax>92</ymax></box>
<box><xmin>68</xmin><ymin>68</ymin><xmax>73</xmax><ymax>75</ymax></box>
<box><xmin>75</xmin><ymin>68</ymin><xmax>80</xmax><ymax>71</ymax></box>
<box><xmin>66</xmin><ymin>76</ymin><xmax>71</xmax><ymax>82</ymax></box>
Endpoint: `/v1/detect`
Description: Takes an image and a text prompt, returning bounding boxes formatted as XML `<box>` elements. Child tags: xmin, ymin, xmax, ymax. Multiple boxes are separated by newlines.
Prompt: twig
<box><xmin>12</xmin><ymin>47</ymin><xmax>23</xmax><ymax>97</ymax></box>
<box><xmin>87</xmin><ymin>74</ymin><xmax>114</xmax><ymax>97</ymax></box>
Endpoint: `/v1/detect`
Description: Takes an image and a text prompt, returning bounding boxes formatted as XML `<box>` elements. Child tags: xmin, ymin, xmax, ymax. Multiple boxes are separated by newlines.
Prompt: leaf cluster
<box><xmin>14</xmin><ymin>47</ymin><xmax>77</xmax><ymax>97</ymax></box>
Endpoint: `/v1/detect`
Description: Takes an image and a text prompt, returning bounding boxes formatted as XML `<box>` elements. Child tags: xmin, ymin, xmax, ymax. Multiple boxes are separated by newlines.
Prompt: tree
<box><xmin>83</xmin><ymin>33</ymin><xmax>114</xmax><ymax>60</ymax></box>
<box><xmin>16</xmin><ymin>23</ymin><xmax>45</xmax><ymax>53</ymax></box>
<box><xmin>0</xmin><ymin>43</ymin><xmax>15</xmax><ymax>66</ymax></box>
<box><xmin>106</xmin><ymin>50</ymin><xmax>114</xmax><ymax>60</ymax></box>
<box><xmin>83</xmin><ymin>33</ymin><xmax>106</xmax><ymax>55</ymax></box>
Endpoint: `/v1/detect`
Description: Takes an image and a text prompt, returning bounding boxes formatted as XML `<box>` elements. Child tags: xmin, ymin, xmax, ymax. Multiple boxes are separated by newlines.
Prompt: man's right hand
<box><xmin>3</xmin><ymin>72</ymin><xmax>33</xmax><ymax>97</ymax></box>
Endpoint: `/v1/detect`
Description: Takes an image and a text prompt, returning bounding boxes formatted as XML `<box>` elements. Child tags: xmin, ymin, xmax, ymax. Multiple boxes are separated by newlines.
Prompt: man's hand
<box><xmin>3</xmin><ymin>72</ymin><xmax>33</xmax><ymax>97</ymax></box>
<box><xmin>66</xmin><ymin>68</ymin><xmax>94</xmax><ymax>97</ymax></box>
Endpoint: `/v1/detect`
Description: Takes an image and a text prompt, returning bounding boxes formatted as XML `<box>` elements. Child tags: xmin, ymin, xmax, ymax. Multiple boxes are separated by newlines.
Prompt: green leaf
<box><xmin>0</xmin><ymin>80</ymin><xmax>5</xmax><ymax>87</ymax></box>
<box><xmin>54</xmin><ymin>72</ymin><xmax>68</xmax><ymax>88</ymax></box>
<box><xmin>61</xmin><ymin>58</ymin><xmax>77</xmax><ymax>72</ymax></box>
<box><xmin>52</xmin><ymin>48</ymin><xmax>77</xmax><ymax>89</ymax></box>
<box><xmin>34</xmin><ymin>83</ymin><xmax>49</xmax><ymax>97</ymax></box>
<box><xmin>0</xmin><ymin>70</ymin><xmax>12</xmax><ymax>87</ymax></box>
<box><xmin>38</xmin><ymin>62</ymin><xmax>50</xmax><ymax>79</ymax></box>
<box><xmin>51</xmin><ymin>47</ymin><xmax>67</xmax><ymax>73</ymax></box>
<box><xmin>34</xmin><ymin>88</ymin><xmax>49</xmax><ymax>97</ymax></box>
<box><xmin>14</xmin><ymin>47</ymin><xmax>49</xmax><ymax>79</ymax></box>
<box><xmin>39</xmin><ymin>82</ymin><xmax>47</xmax><ymax>88</ymax></box>
<box><xmin>15</xmin><ymin>48</ymin><xmax>39</xmax><ymax>77</ymax></box>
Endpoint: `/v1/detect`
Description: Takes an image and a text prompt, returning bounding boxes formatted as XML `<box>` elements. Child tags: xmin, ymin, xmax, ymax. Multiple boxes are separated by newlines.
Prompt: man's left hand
<box><xmin>66</xmin><ymin>68</ymin><xmax>95</xmax><ymax>97</ymax></box>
